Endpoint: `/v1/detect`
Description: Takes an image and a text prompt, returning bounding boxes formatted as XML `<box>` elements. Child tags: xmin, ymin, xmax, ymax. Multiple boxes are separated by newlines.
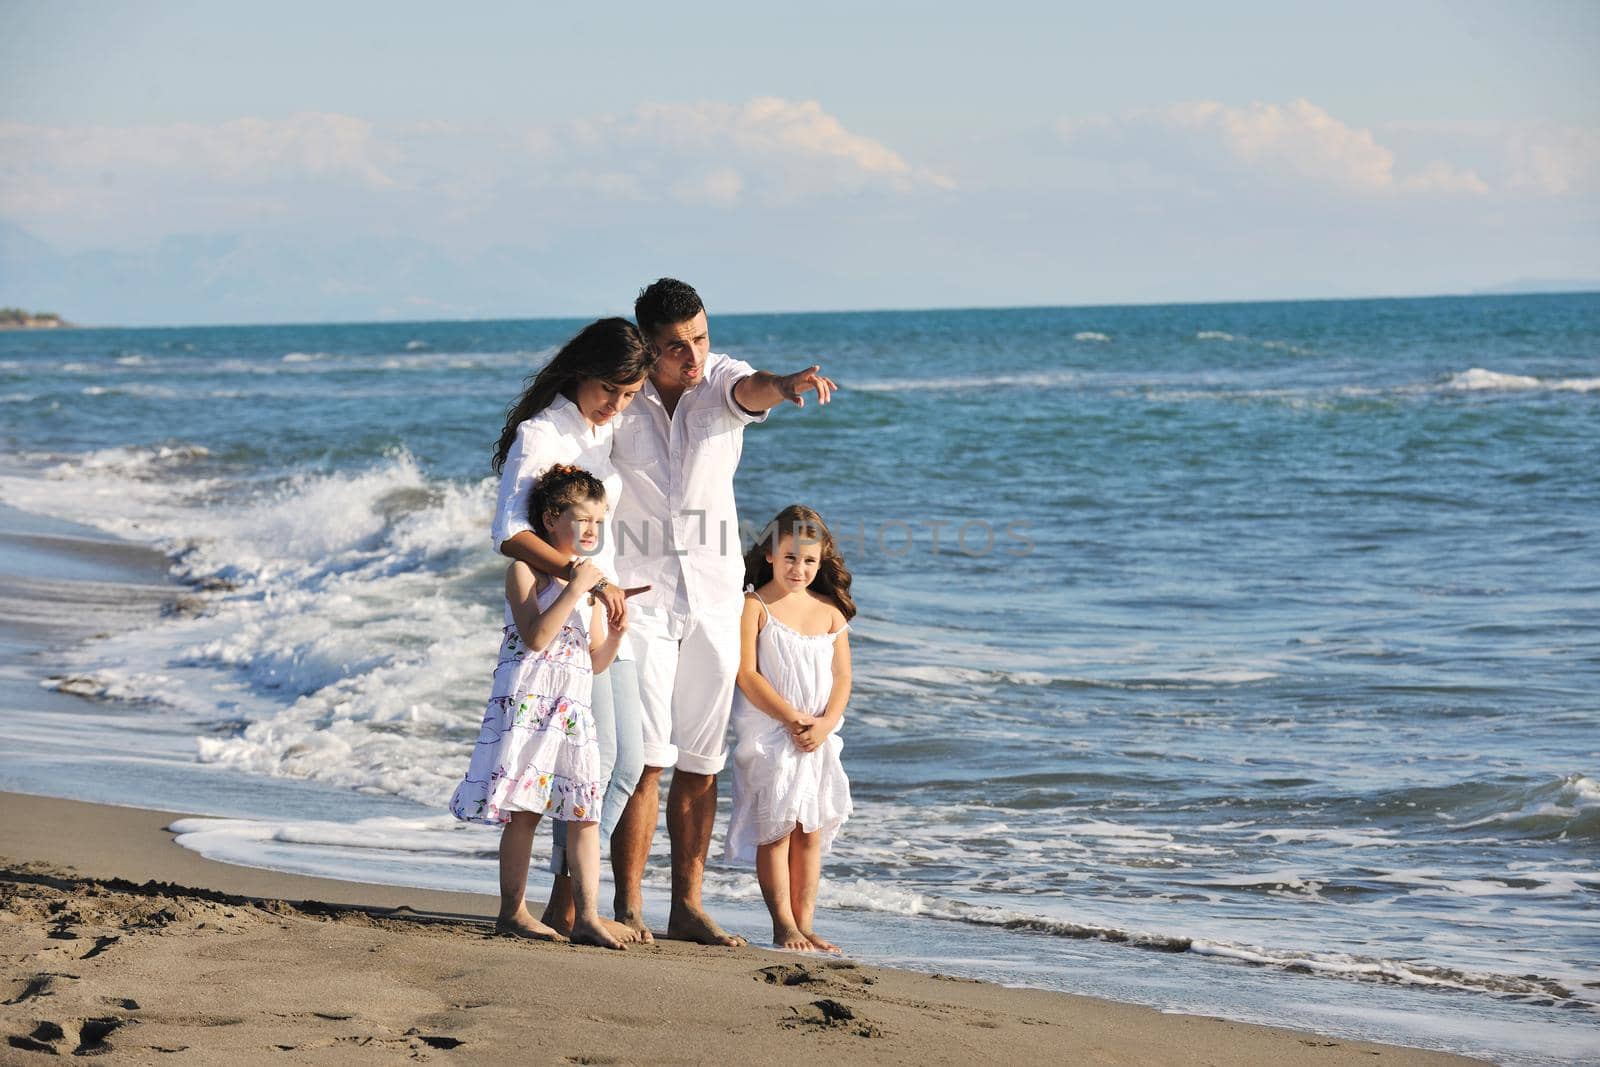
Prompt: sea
<box><xmin>1</xmin><ymin>294</ymin><xmax>1596</xmax><ymax>1064</ymax></box>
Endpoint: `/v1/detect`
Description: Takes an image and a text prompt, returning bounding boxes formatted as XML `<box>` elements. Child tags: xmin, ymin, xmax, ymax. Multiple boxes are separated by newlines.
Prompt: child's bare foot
<box><xmin>803</xmin><ymin>929</ymin><xmax>841</xmax><ymax>953</ymax></box>
<box><xmin>614</xmin><ymin>908</ymin><xmax>655</xmax><ymax>944</ymax></box>
<box><xmin>570</xmin><ymin>917</ymin><xmax>626</xmax><ymax>951</ymax></box>
<box><xmin>772</xmin><ymin>922</ymin><xmax>816</xmax><ymax>951</ymax></box>
<box><xmin>495</xmin><ymin>909</ymin><xmax>566</xmax><ymax>942</ymax></box>
<box><xmin>668</xmin><ymin>904</ymin><xmax>747</xmax><ymax>947</ymax></box>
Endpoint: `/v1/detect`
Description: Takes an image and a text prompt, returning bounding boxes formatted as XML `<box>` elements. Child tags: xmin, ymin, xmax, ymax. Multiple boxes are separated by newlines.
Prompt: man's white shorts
<box><xmin>628</xmin><ymin>604</ymin><xmax>741</xmax><ymax>775</ymax></box>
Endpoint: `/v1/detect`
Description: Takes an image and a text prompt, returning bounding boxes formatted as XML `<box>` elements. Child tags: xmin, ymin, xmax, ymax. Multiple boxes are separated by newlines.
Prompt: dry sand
<box><xmin>0</xmin><ymin>793</ymin><xmax>1483</xmax><ymax>1066</ymax></box>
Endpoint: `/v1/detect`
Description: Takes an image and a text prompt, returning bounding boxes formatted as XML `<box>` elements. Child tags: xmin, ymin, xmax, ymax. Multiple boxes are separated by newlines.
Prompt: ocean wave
<box><xmin>1073</xmin><ymin>331</ymin><xmax>1110</xmax><ymax>343</ymax></box>
<box><xmin>4</xmin><ymin>447</ymin><xmax>505</xmax><ymax>804</ymax></box>
<box><xmin>81</xmin><ymin>383</ymin><xmax>178</xmax><ymax>398</ymax></box>
<box><xmin>48</xmin><ymin>442</ymin><xmax>212</xmax><ymax>479</ymax></box>
<box><xmin>1195</xmin><ymin>330</ymin><xmax>1235</xmax><ymax>341</ymax></box>
<box><xmin>1447</xmin><ymin>368</ymin><xmax>1600</xmax><ymax>393</ymax></box>
<box><xmin>820</xmin><ymin>878</ymin><xmax>1589</xmax><ymax>1006</ymax></box>
<box><xmin>848</xmin><ymin>370</ymin><xmax>1079</xmax><ymax>393</ymax></box>
<box><xmin>1443</xmin><ymin>774</ymin><xmax>1600</xmax><ymax>839</ymax></box>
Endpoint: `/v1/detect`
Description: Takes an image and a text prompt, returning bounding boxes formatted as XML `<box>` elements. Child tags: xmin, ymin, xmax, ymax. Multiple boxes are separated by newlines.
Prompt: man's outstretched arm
<box><xmin>732</xmin><ymin>365</ymin><xmax>838</xmax><ymax>414</ymax></box>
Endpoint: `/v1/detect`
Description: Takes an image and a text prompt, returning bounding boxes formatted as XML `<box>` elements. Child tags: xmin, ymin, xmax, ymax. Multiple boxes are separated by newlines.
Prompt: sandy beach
<box><xmin>0</xmin><ymin>506</ymin><xmax>1490</xmax><ymax>1064</ymax></box>
<box><xmin>0</xmin><ymin>791</ymin><xmax>1484</xmax><ymax>1065</ymax></box>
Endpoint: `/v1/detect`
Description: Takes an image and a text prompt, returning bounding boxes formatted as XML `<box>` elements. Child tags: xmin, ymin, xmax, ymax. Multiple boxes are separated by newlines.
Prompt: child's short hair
<box><xmin>530</xmin><ymin>464</ymin><xmax>606</xmax><ymax>536</ymax></box>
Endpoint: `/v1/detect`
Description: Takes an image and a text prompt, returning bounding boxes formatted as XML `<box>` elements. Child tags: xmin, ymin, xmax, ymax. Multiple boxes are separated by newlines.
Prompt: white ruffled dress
<box><xmin>724</xmin><ymin>594</ymin><xmax>853</xmax><ymax>863</ymax></box>
<box><xmin>449</xmin><ymin>580</ymin><xmax>604</xmax><ymax>825</ymax></box>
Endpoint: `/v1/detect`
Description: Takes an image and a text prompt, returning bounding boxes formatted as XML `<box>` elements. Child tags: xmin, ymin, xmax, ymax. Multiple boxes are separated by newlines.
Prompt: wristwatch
<box><xmin>590</xmin><ymin>577</ymin><xmax>610</xmax><ymax>595</ymax></box>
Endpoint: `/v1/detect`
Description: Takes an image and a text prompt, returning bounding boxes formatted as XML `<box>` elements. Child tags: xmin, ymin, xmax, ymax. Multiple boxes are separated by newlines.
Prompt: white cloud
<box><xmin>555</xmin><ymin>97</ymin><xmax>954</xmax><ymax>202</ymax></box>
<box><xmin>1059</xmin><ymin>98</ymin><xmax>1488</xmax><ymax>197</ymax></box>
<box><xmin>1504</xmin><ymin>125</ymin><xmax>1600</xmax><ymax>195</ymax></box>
<box><xmin>1382</xmin><ymin>118</ymin><xmax>1600</xmax><ymax>197</ymax></box>
<box><xmin>0</xmin><ymin>99</ymin><xmax>947</xmax><ymax>247</ymax></box>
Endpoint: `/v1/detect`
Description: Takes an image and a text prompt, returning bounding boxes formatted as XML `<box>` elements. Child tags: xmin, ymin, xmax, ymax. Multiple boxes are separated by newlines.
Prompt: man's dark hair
<box><xmin>634</xmin><ymin>278</ymin><xmax>705</xmax><ymax>338</ymax></box>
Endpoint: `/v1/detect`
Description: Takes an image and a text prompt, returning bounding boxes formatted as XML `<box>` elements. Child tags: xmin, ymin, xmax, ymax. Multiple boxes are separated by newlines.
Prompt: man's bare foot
<box><xmin>570</xmin><ymin>917</ymin><xmax>626</xmax><ymax>951</ymax></box>
<box><xmin>495</xmin><ymin>910</ymin><xmax>566</xmax><ymax>942</ymax></box>
<box><xmin>615</xmin><ymin>908</ymin><xmax>655</xmax><ymax>944</ymax></box>
<box><xmin>773</xmin><ymin>923</ymin><xmax>815</xmax><ymax>951</ymax></box>
<box><xmin>803</xmin><ymin>929</ymin><xmax>841</xmax><ymax>953</ymax></box>
<box><xmin>667</xmin><ymin>904</ymin><xmax>747</xmax><ymax>947</ymax></box>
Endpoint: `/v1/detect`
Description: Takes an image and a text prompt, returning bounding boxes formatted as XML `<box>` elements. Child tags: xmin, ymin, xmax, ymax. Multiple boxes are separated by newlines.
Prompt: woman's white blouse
<box><xmin>491</xmin><ymin>393</ymin><xmax>622</xmax><ymax>582</ymax></box>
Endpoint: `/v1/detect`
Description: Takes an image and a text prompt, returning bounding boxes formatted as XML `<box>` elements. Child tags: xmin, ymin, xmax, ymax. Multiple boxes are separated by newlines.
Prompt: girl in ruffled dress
<box><xmin>725</xmin><ymin>504</ymin><xmax>855</xmax><ymax>952</ymax></box>
<box><xmin>449</xmin><ymin>465</ymin><xmax>627</xmax><ymax>950</ymax></box>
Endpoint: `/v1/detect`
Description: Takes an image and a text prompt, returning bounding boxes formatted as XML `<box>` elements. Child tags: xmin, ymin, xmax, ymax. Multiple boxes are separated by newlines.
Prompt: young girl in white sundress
<box><xmin>725</xmin><ymin>504</ymin><xmax>855</xmax><ymax>952</ymax></box>
<box><xmin>449</xmin><ymin>464</ymin><xmax>628</xmax><ymax>950</ymax></box>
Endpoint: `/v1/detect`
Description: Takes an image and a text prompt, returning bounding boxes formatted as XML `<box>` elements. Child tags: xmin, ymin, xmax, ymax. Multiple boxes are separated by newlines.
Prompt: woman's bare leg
<box><xmin>567</xmin><ymin>821</ymin><xmax>624</xmax><ymax>950</ymax></box>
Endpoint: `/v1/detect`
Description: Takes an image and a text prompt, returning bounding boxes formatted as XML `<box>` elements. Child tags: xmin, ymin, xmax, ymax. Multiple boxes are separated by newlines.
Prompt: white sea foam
<box><xmin>281</xmin><ymin>352</ymin><xmax>321</xmax><ymax>363</ymax></box>
<box><xmin>81</xmin><ymin>383</ymin><xmax>178</xmax><ymax>398</ymax></box>
<box><xmin>1248</xmin><ymin>827</ymin><xmax>1400</xmax><ymax>848</ymax></box>
<box><xmin>1073</xmin><ymin>331</ymin><xmax>1111</xmax><ymax>343</ymax></box>
<box><xmin>1</xmin><ymin>447</ymin><xmax>505</xmax><ymax>806</ymax></box>
<box><xmin>1447</xmin><ymin>368</ymin><xmax>1600</xmax><ymax>392</ymax></box>
<box><xmin>114</xmin><ymin>354</ymin><xmax>150</xmax><ymax>366</ymax></box>
<box><xmin>1195</xmin><ymin>330</ymin><xmax>1235</xmax><ymax>341</ymax></box>
<box><xmin>849</xmin><ymin>370</ymin><xmax>1079</xmax><ymax>393</ymax></box>
<box><xmin>78</xmin><ymin>443</ymin><xmax>211</xmax><ymax>470</ymax></box>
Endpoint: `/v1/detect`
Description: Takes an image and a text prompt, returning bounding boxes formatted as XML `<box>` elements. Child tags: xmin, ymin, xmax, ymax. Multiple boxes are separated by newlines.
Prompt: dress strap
<box><xmin>743</xmin><ymin>583</ymin><xmax>771</xmax><ymax>623</ymax></box>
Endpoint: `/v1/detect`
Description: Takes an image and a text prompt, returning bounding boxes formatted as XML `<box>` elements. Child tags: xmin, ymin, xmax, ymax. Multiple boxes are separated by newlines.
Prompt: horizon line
<box><xmin>13</xmin><ymin>286</ymin><xmax>1599</xmax><ymax>333</ymax></box>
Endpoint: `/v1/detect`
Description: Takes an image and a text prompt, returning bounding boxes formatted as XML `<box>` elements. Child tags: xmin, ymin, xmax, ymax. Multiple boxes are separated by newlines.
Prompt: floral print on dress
<box><xmin>448</xmin><ymin>580</ymin><xmax>604</xmax><ymax>826</ymax></box>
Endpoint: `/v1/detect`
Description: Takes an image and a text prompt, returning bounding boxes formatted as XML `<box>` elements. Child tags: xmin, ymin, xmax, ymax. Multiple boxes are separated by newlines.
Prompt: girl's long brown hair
<box><xmin>742</xmin><ymin>504</ymin><xmax>856</xmax><ymax>620</ymax></box>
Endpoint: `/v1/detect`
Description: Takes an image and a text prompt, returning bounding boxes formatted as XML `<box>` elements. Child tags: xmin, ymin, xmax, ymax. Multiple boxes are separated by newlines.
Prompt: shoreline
<box><xmin>0</xmin><ymin>789</ymin><xmax>1482</xmax><ymax>1065</ymax></box>
<box><xmin>0</xmin><ymin>495</ymin><xmax>1506</xmax><ymax>1063</ymax></box>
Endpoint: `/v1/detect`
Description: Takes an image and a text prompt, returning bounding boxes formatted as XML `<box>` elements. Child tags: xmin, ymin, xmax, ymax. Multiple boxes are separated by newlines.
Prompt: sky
<box><xmin>2</xmin><ymin>0</ymin><xmax>1598</xmax><ymax>325</ymax></box>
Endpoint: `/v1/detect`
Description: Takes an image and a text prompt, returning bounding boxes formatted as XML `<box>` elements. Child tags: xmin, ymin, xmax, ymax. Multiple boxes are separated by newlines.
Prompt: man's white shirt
<box><xmin>610</xmin><ymin>352</ymin><xmax>767</xmax><ymax>618</ymax></box>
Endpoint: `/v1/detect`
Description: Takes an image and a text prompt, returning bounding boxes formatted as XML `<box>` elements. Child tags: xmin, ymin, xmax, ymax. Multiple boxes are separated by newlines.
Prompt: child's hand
<box><xmin>791</xmin><ymin>717</ymin><xmax>823</xmax><ymax>752</ymax></box>
<box><xmin>570</xmin><ymin>558</ymin><xmax>604</xmax><ymax>591</ymax></box>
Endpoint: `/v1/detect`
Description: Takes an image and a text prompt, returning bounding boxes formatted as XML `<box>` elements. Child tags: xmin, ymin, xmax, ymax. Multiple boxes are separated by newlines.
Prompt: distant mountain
<box><xmin>1472</xmin><ymin>278</ymin><xmax>1600</xmax><ymax>296</ymax></box>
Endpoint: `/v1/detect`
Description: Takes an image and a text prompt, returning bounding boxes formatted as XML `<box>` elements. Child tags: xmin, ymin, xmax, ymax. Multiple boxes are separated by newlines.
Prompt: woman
<box><xmin>489</xmin><ymin>316</ymin><xmax>655</xmax><ymax>942</ymax></box>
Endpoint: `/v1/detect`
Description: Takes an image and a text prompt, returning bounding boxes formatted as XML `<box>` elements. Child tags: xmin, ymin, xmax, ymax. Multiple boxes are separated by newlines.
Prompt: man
<box><xmin>607</xmin><ymin>278</ymin><xmax>835</xmax><ymax>946</ymax></box>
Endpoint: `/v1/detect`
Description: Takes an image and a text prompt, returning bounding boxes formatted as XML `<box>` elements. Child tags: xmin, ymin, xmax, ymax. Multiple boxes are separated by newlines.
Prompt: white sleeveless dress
<box><xmin>724</xmin><ymin>593</ymin><xmax>853</xmax><ymax>863</ymax></box>
<box><xmin>449</xmin><ymin>579</ymin><xmax>604</xmax><ymax>825</ymax></box>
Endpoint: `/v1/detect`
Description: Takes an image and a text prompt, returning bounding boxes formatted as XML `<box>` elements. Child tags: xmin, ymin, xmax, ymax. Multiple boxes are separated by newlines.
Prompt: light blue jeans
<box><xmin>550</xmin><ymin>658</ymin><xmax>644</xmax><ymax>871</ymax></box>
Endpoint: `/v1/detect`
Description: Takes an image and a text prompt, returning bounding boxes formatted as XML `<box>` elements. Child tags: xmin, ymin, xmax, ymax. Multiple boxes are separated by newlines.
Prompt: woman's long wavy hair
<box><xmin>491</xmin><ymin>317</ymin><xmax>655</xmax><ymax>473</ymax></box>
<box><xmin>742</xmin><ymin>504</ymin><xmax>856</xmax><ymax>620</ymax></box>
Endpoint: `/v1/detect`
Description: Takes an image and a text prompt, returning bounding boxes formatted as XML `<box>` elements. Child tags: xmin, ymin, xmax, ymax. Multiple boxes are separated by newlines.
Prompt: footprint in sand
<box><xmin>4</xmin><ymin>972</ymin><xmax>75</xmax><ymax>1005</ymax></box>
<box><xmin>6</xmin><ymin>1015</ymin><xmax>125</xmax><ymax>1056</ymax></box>
<box><xmin>782</xmin><ymin>998</ymin><xmax>884</xmax><ymax>1039</ymax></box>
<box><xmin>757</xmin><ymin>961</ymin><xmax>876</xmax><ymax>989</ymax></box>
